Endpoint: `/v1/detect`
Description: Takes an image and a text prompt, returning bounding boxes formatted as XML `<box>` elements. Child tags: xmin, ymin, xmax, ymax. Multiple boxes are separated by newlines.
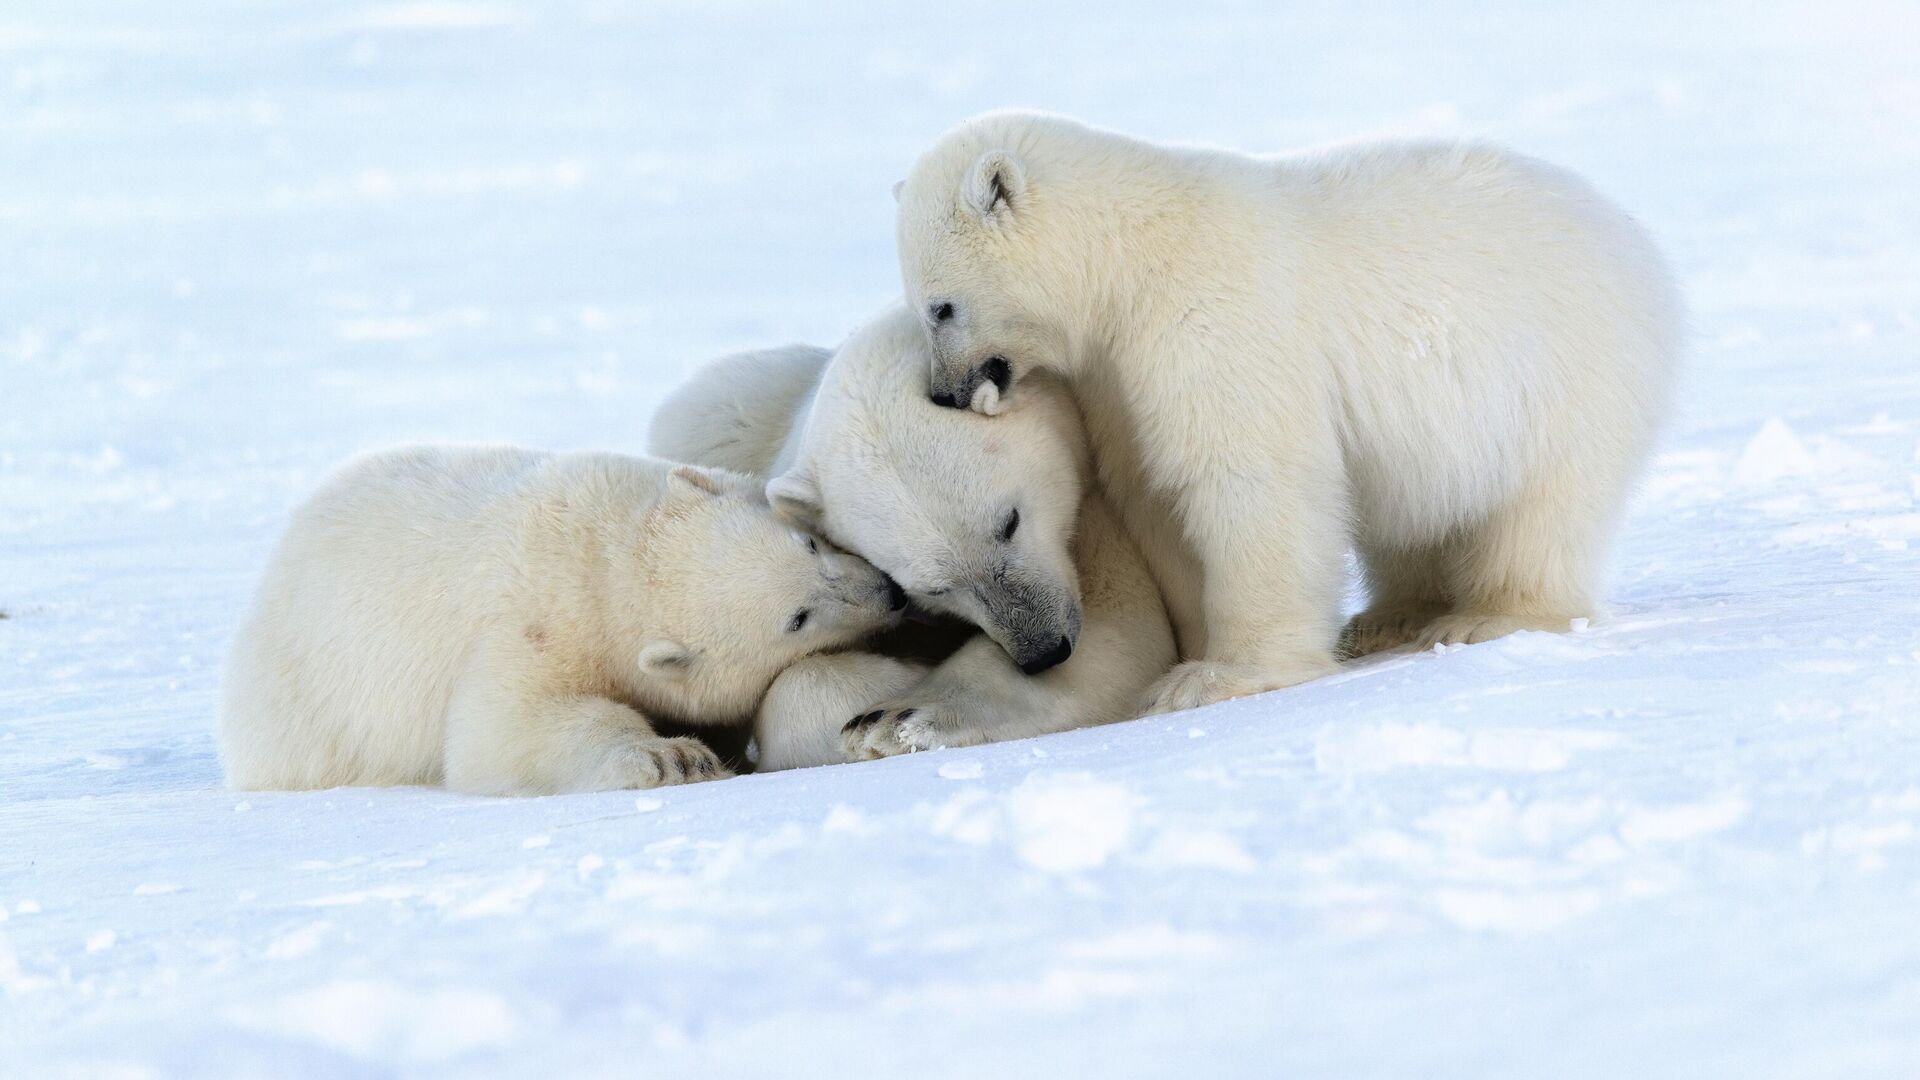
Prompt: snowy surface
<box><xmin>5</xmin><ymin>1</ymin><xmax>1920</xmax><ymax>1076</ymax></box>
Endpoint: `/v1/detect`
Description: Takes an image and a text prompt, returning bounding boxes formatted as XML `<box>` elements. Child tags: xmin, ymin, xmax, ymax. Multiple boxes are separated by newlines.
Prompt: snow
<box><xmin>935</xmin><ymin>760</ymin><xmax>984</xmax><ymax>781</ymax></box>
<box><xmin>3</xmin><ymin>0</ymin><xmax>1919</xmax><ymax>1076</ymax></box>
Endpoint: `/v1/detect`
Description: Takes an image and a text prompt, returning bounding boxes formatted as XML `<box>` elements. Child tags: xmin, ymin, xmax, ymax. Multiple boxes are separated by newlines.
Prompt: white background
<box><xmin>3</xmin><ymin>1</ymin><xmax>1918</xmax><ymax>1075</ymax></box>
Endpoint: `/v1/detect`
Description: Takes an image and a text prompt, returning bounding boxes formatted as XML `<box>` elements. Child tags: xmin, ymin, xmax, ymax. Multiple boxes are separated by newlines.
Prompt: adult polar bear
<box><xmin>649</xmin><ymin>302</ymin><xmax>1175</xmax><ymax>762</ymax></box>
<box><xmin>895</xmin><ymin>110</ymin><xmax>1683</xmax><ymax>714</ymax></box>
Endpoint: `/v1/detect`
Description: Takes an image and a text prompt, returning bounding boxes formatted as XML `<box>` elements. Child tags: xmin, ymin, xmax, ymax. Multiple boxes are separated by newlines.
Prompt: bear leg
<box><xmin>443</xmin><ymin>636</ymin><xmax>732</xmax><ymax>795</ymax></box>
<box><xmin>1340</xmin><ymin>540</ymin><xmax>1452</xmax><ymax>658</ymax></box>
<box><xmin>1413</xmin><ymin>459</ymin><xmax>1614</xmax><ymax>649</ymax></box>
<box><xmin>1140</xmin><ymin>444</ymin><xmax>1346</xmax><ymax>714</ymax></box>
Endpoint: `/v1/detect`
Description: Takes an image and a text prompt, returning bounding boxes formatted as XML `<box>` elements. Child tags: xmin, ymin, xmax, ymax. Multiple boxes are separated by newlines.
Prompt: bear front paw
<box><xmin>1140</xmin><ymin>659</ymin><xmax>1328</xmax><ymax>715</ymax></box>
<box><xmin>841</xmin><ymin>702</ymin><xmax>989</xmax><ymax>760</ymax></box>
<box><xmin>598</xmin><ymin>736</ymin><xmax>733</xmax><ymax>790</ymax></box>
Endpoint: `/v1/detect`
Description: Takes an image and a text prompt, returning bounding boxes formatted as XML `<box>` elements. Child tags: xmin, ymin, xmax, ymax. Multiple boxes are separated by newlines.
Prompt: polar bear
<box><xmin>648</xmin><ymin>302</ymin><xmax>1176</xmax><ymax>765</ymax></box>
<box><xmin>219</xmin><ymin>447</ymin><xmax>903</xmax><ymax>794</ymax></box>
<box><xmin>894</xmin><ymin>110</ymin><xmax>1683</xmax><ymax>714</ymax></box>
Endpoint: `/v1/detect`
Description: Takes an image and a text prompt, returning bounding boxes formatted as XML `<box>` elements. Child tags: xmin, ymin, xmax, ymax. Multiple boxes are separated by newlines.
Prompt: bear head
<box><xmin>766</xmin><ymin>303</ymin><xmax>1089</xmax><ymax>675</ymax></box>
<box><xmin>894</xmin><ymin>110</ymin><xmax>1101</xmax><ymax>415</ymax></box>
<box><xmin>618</xmin><ymin>464</ymin><xmax>907</xmax><ymax>721</ymax></box>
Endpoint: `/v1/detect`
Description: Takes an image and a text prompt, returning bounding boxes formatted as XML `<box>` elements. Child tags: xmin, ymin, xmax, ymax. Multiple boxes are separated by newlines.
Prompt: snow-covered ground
<box><xmin>4</xmin><ymin>1</ymin><xmax>1919</xmax><ymax>1075</ymax></box>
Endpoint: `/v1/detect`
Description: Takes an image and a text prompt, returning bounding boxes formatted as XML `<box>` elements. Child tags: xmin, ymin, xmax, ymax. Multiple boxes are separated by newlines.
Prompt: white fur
<box><xmin>219</xmin><ymin>447</ymin><xmax>900</xmax><ymax>794</ymax></box>
<box><xmin>895</xmin><ymin>110</ymin><xmax>1684</xmax><ymax>713</ymax></box>
<box><xmin>752</xmin><ymin>653</ymin><xmax>928</xmax><ymax>772</ymax></box>
<box><xmin>648</xmin><ymin>304</ymin><xmax>1177</xmax><ymax>766</ymax></box>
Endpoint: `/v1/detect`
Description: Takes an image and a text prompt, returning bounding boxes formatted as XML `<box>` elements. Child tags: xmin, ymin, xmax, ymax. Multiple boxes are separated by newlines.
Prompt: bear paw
<box><xmin>1411</xmin><ymin>611</ymin><xmax>1576</xmax><ymax>650</ymax></box>
<box><xmin>1338</xmin><ymin>602</ymin><xmax>1448</xmax><ymax>659</ymax></box>
<box><xmin>595</xmin><ymin>736</ymin><xmax>733</xmax><ymax>790</ymax></box>
<box><xmin>1140</xmin><ymin>659</ymin><xmax>1328</xmax><ymax>715</ymax></box>
<box><xmin>841</xmin><ymin>701</ymin><xmax>990</xmax><ymax>760</ymax></box>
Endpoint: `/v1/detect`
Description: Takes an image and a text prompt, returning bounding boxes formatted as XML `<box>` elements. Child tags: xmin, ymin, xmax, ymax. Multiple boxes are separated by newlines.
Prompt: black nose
<box><xmin>884</xmin><ymin>578</ymin><xmax>908</xmax><ymax>611</ymax></box>
<box><xmin>931</xmin><ymin>389</ymin><xmax>960</xmax><ymax>409</ymax></box>
<box><xmin>1019</xmin><ymin>636</ymin><xmax>1074</xmax><ymax>676</ymax></box>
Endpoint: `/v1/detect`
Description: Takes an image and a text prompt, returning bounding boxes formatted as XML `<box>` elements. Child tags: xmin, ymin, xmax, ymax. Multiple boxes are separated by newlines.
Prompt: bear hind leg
<box><xmin>1414</xmin><ymin>460</ymin><xmax>1616</xmax><ymax>649</ymax></box>
<box><xmin>1339</xmin><ymin>540</ymin><xmax>1451</xmax><ymax>659</ymax></box>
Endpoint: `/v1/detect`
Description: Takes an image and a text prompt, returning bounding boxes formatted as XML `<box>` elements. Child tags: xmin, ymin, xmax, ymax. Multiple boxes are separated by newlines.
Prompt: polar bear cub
<box><xmin>895</xmin><ymin>110</ymin><xmax>1683</xmax><ymax>714</ymax></box>
<box><xmin>219</xmin><ymin>447</ymin><xmax>902</xmax><ymax>794</ymax></box>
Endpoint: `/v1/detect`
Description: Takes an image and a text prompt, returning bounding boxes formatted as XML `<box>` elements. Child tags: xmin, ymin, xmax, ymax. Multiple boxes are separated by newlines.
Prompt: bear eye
<box><xmin>787</xmin><ymin>609</ymin><xmax>811</xmax><ymax>633</ymax></box>
<box><xmin>930</xmin><ymin>301</ymin><xmax>955</xmax><ymax>324</ymax></box>
<box><xmin>998</xmin><ymin>508</ymin><xmax>1020</xmax><ymax>543</ymax></box>
<box><xmin>806</xmin><ymin>536</ymin><xmax>818</xmax><ymax>554</ymax></box>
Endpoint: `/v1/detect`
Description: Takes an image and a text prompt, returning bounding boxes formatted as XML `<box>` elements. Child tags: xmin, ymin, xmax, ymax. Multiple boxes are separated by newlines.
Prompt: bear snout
<box><xmin>1017</xmin><ymin>635</ymin><xmax>1074</xmax><ymax>675</ymax></box>
<box><xmin>928</xmin><ymin>368</ymin><xmax>971</xmax><ymax>410</ymax></box>
<box><xmin>986</xmin><ymin>583</ymin><xmax>1081</xmax><ymax>676</ymax></box>
<box><xmin>928</xmin><ymin>358</ymin><xmax>1010</xmax><ymax>414</ymax></box>
<box><xmin>927</xmin><ymin>351</ymin><xmax>1008</xmax><ymax>413</ymax></box>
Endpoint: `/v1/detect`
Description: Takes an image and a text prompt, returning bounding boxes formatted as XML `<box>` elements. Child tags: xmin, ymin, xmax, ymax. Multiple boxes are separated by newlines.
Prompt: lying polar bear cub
<box><xmin>219</xmin><ymin>447</ymin><xmax>902</xmax><ymax>794</ymax></box>
<box><xmin>649</xmin><ymin>302</ymin><xmax>1176</xmax><ymax>768</ymax></box>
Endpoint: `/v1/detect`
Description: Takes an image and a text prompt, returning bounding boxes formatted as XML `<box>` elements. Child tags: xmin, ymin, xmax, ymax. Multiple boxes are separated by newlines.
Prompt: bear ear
<box><xmin>962</xmin><ymin>150</ymin><xmax>1025</xmax><ymax>222</ymax></box>
<box><xmin>765</xmin><ymin>469</ymin><xmax>822</xmax><ymax>528</ymax></box>
<box><xmin>637</xmin><ymin>639</ymin><xmax>694</xmax><ymax>677</ymax></box>
<box><xmin>668</xmin><ymin>465</ymin><xmax>727</xmax><ymax>499</ymax></box>
<box><xmin>891</xmin><ymin>179</ymin><xmax>904</xmax><ymax>203</ymax></box>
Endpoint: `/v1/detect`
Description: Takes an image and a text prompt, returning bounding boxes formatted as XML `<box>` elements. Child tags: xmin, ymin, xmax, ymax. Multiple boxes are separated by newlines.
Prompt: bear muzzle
<box><xmin>981</xmin><ymin>584</ymin><xmax>1082</xmax><ymax>677</ymax></box>
<box><xmin>1017</xmin><ymin>635</ymin><xmax>1075</xmax><ymax>675</ymax></box>
<box><xmin>928</xmin><ymin>355</ymin><xmax>1012</xmax><ymax>413</ymax></box>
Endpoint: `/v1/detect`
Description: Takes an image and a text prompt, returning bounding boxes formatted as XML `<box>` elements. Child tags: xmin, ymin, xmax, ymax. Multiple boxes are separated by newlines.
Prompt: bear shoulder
<box><xmin>647</xmin><ymin>344</ymin><xmax>831</xmax><ymax>478</ymax></box>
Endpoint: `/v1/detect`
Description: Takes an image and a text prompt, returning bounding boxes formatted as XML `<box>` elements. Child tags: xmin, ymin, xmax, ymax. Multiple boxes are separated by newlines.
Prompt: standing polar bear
<box><xmin>649</xmin><ymin>302</ymin><xmax>1175</xmax><ymax>766</ymax></box>
<box><xmin>895</xmin><ymin>110</ymin><xmax>1683</xmax><ymax>714</ymax></box>
<box><xmin>220</xmin><ymin>448</ymin><xmax>902</xmax><ymax>794</ymax></box>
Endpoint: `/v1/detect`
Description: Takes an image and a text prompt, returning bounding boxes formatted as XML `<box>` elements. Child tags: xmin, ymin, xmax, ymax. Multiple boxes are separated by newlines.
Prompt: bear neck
<box><xmin>1022</xmin><ymin>128</ymin><xmax>1295</xmax><ymax>373</ymax></box>
<box><xmin>560</xmin><ymin>491</ymin><xmax>674</xmax><ymax>687</ymax></box>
